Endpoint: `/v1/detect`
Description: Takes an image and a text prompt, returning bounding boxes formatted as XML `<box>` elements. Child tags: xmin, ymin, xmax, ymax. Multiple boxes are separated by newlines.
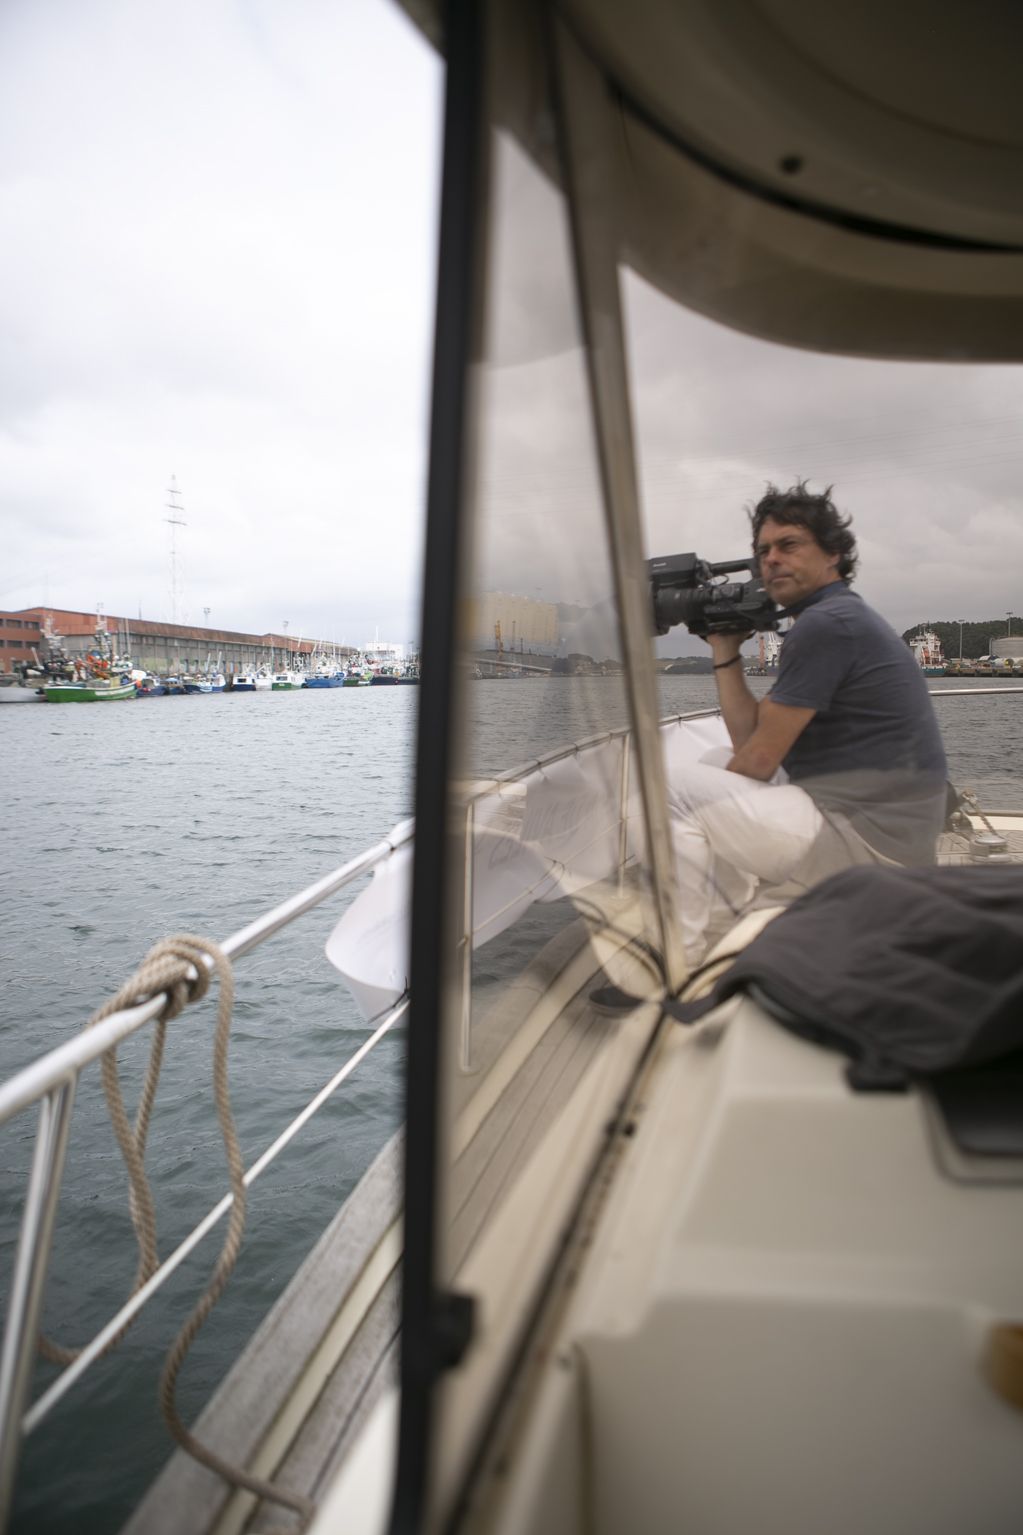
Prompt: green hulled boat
<box><xmin>41</xmin><ymin>614</ymin><xmax>136</xmax><ymax>701</ymax></box>
<box><xmin>43</xmin><ymin>679</ymin><xmax>136</xmax><ymax>703</ymax></box>
<box><xmin>271</xmin><ymin>670</ymin><xmax>306</xmax><ymax>690</ymax></box>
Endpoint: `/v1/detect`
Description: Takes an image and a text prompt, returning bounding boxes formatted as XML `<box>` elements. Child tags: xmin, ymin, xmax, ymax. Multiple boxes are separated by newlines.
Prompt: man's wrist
<box><xmin>713</xmin><ymin>655</ymin><xmax>743</xmax><ymax>672</ymax></box>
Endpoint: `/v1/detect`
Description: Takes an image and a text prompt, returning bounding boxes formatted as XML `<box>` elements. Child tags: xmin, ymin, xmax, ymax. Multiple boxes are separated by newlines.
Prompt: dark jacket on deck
<box><xmin>676</xmin><ymin>864</ymin><xmax>1023</xmax><ymax>1082</ymax></box>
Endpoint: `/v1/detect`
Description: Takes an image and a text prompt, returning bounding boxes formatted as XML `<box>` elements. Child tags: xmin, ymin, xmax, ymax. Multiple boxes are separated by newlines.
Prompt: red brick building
<box><xmin>0</xmin><ymin>611</ymin><xmax>43</xmax><ymax>666</ymax></box>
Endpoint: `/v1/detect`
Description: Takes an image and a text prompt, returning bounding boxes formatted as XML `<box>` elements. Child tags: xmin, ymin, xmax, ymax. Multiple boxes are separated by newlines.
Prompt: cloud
<box><xmin>623</xmin><ymin>270</ymin><xmax>1023</xmax><ymax>645</ymax></box>
<box><xmin>3</xmin><ymin>3</ymin><xmax>1022</xmax><ymax>659</ymax></box>
<box><xmin>0</xmin><ymin>0</ymin><xmax>440</xmax><ymax>643</ymax></box>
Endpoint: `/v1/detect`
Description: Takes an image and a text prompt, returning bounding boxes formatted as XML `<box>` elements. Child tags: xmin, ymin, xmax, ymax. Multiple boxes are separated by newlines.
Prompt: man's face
<box><xmin>754</xmin><ymin>516</ymin><xmax>840</xmax><ymax>605</ymax></box>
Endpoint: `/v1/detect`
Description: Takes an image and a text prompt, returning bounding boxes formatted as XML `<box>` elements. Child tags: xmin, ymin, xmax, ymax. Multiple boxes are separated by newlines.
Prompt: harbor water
<box><xmin>1</xmin><ymin>676</ymin><xmax>1020</xmax><ymax>1532</ymax></box>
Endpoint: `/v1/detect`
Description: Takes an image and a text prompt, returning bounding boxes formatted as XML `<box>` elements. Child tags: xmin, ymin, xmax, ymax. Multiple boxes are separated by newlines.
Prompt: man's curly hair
<box><xmin>749</xmin><ymin>480</ymin><xmax>858</xmax><ymax>581</ymax></box>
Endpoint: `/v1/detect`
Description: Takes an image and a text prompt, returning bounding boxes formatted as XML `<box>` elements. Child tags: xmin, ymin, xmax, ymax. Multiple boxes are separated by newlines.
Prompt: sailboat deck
<box><xmin>123</xmin><ymin>821</ymin><xmax>1023</xmax><ymax>1534</ymax></box>
<box><xmin>937</xmin><ymin>816</ymin><xmax>1023</xmax><ymax>864</ymax></box>
<box><xmin>124</xmin><ymin>891</ymin><xmax>649</xmax><ymax>1535</ymax></box>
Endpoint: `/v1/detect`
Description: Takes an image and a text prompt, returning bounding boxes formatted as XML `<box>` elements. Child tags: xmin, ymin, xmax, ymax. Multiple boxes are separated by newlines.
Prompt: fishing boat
<box><xmin>132</xmin><ymin>672</ymin><xmax>166</xmax><ymax>697</ymax></box>
<box><xmin>42</xmin><ymin>675</ymin><xmax>135</xmax><ymax>703</ymax></box>
<box><xmin>203</xmin><ymin>655</ymin><xmax>228</xmax><ymax>692</ymax></box>
<box><xmin>272</xmin><ymin>669</ymin><xmax>307</xmax><ymax>690</ymax></box>
<box><xmin>41</xmin><ymin>619</ymin><xmax>135</xmax><ymax>702</ymax></box>
<box><xmin>305</xmin><ymin>650</ymin><xmax>346</xmax><ymax>688</ymax></box>
<box><xmin>231</xmin><ymin>671</ymin><xmax>273</xmax><ymax>692</ymax></box>
<box><xmin>4</xmin><ymin>5</ymin><xmax>1023</xmax><ymax>1534</ymax></box>
<box><xmin>0</xmin><ymin>682</ymin><xmax>44</xmax><ymax>703</ymax></box>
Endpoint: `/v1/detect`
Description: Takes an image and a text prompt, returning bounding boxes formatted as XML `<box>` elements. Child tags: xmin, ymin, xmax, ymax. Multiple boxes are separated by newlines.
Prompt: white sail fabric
<box><xmin>326</xmin><ymin>715</ymin><xmax>732</xmax><ymax>1019</ymax></box>
<box><xmin>325</xmin><ymin>832</ymin><xmax>414</xmax><ymax>1021</ymax></box>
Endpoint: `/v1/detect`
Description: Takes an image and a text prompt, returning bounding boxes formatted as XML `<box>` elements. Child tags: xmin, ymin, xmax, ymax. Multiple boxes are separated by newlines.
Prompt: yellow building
<box><xmin>470</xmin><ymin>592</ymin><xmax>559</xmax><ymax>655</ymax></box>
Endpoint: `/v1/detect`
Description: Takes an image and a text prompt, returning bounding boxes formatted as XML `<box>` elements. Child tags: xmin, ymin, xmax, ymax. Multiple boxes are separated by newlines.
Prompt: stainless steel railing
<box><xmin>0</xmin><ymin>825</ymin><xmax>413</xmax><ymax>1528</ymax></box>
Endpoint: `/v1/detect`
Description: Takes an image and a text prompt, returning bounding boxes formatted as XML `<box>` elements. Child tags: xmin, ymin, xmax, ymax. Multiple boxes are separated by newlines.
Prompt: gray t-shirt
<box><xmin>768</xmin><ymin>581</ymin><xmax>947</xmax><ymax>864</ymax></box>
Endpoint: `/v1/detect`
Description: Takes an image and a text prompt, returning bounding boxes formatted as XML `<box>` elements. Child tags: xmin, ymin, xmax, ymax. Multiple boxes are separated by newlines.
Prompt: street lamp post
<box><xmin>1008</xmin><ymin>612</ymin><xmax>1013</xmax><ymax>638</ymax></box>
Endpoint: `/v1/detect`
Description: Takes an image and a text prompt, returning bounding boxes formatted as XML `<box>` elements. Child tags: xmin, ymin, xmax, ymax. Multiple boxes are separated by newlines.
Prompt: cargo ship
<box><xmin>909</xmin><ymin>628</ymin><xmax>946</xmax><ymax>675</ymax></box>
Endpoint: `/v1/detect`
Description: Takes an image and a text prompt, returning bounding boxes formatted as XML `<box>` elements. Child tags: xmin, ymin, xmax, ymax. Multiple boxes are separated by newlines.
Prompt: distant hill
<box><xmin>658</xmin><ymin>656</ymin><xmax>715</xmax><ymax>675</ymax></box>
<box><xmin>902</xmin><ymin>618</ymin><xmax>1022</xmax><ymax>661</ymax></box>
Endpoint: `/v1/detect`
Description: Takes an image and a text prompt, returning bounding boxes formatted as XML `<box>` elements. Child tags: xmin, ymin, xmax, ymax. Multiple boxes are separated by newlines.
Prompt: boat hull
<box><xmin>43</xmin><ymin>681</ymin><xmax>136</xmax><ymax>703</ymax></box>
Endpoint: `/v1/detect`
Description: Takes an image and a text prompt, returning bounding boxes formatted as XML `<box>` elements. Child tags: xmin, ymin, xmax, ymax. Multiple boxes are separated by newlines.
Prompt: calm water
<box><xmin>1</xmin><ymin>675</ymin><xmax>1020</xmax><ymax>1532</ymax></box>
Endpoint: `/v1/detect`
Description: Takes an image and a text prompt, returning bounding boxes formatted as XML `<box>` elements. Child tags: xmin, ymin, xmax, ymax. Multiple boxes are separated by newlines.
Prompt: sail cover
<box><xmin>326</xmin><ymin>713</ymin><xmax>730</xmax><ymax>1018</ymax></box>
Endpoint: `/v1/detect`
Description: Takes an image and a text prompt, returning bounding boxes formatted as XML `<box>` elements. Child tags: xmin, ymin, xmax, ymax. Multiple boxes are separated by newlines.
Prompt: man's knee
<box><xmin>693</xmin><ymin>787</ymin><xmax>823</xmax><ymax>884</ymax></box>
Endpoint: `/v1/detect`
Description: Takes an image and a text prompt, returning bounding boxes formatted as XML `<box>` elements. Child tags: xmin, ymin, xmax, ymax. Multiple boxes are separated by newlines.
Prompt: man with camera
<box><xmin>664</xmin><ymin>481</ymin><xmax>947</xmax><ymax>961</ymax></box>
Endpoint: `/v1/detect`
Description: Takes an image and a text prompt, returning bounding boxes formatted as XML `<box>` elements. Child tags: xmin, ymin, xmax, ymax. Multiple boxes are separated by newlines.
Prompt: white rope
<box><xmin>37</xmin><ymin>934</ymin><xmax>314</xmax><ymax>1530</ymax></box>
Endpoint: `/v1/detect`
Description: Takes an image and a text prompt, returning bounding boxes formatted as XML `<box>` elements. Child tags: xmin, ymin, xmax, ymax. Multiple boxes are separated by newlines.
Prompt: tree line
<box><xmin>901</xmin><ymin>618</ymin><xmax>1022</xmax><ymax>661</ymax></box>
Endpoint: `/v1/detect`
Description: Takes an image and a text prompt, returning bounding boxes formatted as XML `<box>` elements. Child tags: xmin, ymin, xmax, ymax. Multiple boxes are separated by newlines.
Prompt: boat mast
<box><xmin>164</xmin><ymin>476</ymin><xmax>187</xmax><ymax>628</ymax></box>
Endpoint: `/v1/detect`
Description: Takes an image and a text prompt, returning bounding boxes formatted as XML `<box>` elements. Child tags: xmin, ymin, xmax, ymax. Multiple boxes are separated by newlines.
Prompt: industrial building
<box><xmin>0</xmin><ymin>613</ymin><xmax>44</xmax><ymax>667</ymax></box>
<box><xmin>469</xmin><ymin>592</ymin><xmax>559</xmax><ymax>656</ymax></box>
<box><xmin>1</xmin><ymin>608</ymin><xmax>332</xmax><ymax>676</ymax></box>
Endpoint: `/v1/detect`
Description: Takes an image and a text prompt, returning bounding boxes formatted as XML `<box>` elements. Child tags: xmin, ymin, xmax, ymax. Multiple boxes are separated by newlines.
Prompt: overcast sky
<box><xmin>3</xmin><ymin>0</ymin><xmax>1022</xmax><ymax>653</ymax></box>
<box><xmin>1</xmin><ymin>0</ymin><xmax>441</xmax><ymax>647</ymax></box>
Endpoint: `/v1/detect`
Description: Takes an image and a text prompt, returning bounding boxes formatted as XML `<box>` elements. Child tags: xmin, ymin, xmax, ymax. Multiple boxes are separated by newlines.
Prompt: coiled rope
<box><xmin>39</xmin><ymin>934</ymin><xmax>313</xmax><ymax>1529</ymax></box>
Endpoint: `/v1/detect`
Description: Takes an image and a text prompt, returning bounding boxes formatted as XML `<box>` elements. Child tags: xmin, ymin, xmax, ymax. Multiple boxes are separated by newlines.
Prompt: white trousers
<box><xmin>667</xmin><ymin>748</ymin><xmax>824</xmax><ymax>963</ymax></box>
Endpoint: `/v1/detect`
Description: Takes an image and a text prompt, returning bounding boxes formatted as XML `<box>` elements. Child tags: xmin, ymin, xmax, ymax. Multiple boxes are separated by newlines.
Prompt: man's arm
<box><xmin>727</xmin><ymin>697</ymin><xmax>816</xmax><ymax>780</ymax></box>
<box><xmin>707</xmin><ymin>633</ymin><xmax>759</xmax><ymax>748</ymax></box>
<box><xmin>707</xmin><ymin>634</ymin><xmax>815</xmax><ymax>780</ymax></box>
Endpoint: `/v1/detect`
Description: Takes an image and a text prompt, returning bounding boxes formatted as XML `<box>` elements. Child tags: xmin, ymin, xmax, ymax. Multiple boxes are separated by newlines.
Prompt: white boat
<box><xmin>231</xmin><ymin>671</ymin><xmax>273</xmax><ymax>692</ymax></box>
<box><xmin>3</xmin><ymin>6</ymin><xmax>1023</xmax><ymax>1535</ymax></box>
<box><xmin>910</xmin><ymin>629</ymin><xmax>946</xmax><ymax>676</ymax></box>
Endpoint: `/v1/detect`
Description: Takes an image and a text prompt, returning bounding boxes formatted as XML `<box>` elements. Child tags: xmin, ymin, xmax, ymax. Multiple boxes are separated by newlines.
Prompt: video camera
<box><xmin>648</xmin><ymin>552</ymin><xmax>779</xmax><ymax>638</ymax></box>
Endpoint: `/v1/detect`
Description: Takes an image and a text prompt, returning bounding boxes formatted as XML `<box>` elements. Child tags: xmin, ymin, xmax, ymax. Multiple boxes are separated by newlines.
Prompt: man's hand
<box><xmin>707</xmin><ymin>631</ymin><xmax>750</xmax><ymax>665</ymax></box>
